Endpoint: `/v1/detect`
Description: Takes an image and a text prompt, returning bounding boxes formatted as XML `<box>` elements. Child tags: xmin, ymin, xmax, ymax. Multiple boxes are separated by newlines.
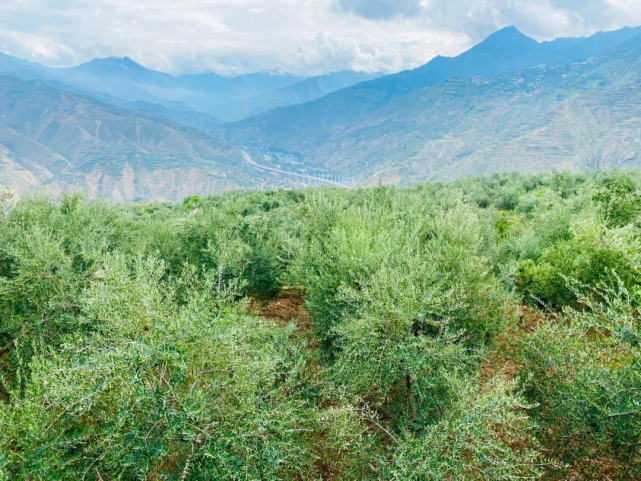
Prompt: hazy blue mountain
<box><xmin>216</xmin><ymin>25</ymin><xmax>641</xmax><ymax>144</ymax></box>
<box><xmin>0</xmin><ymin>54</ymin><xmax>194</xmax><ymax>111</ymax></box>
<box><xmin>0</xmin><ymin>53</ymin><xmax>60</xmax><ymax>84</ymax></box>
<box><xmin>542</xmin><ymin>25</ymin><xmax>641</xmax><ymax>65</ymax></box>
<box><xmin>78</xmin><ymin>90</ymin><xmax>223</xmax><ymax>130</ymax></box>
<box><xmin>0</xmin><ymin>52</ymin><xmax>383</xmax><ymax>123</ymax></box>
<box><xmin>155</xmin><ymin>73</ymin><xmax>305</xmax><ymax>115</ymax></box>
<box><xmin>175</xmin><ymin>72</ymin><xmax>304</xmax><ymax>99</ymax></box>
<box><xmin>217</xmin><ymin>27</ymin><xmax>548</xmax><ymax>136</ymax></box>
<box><xmin>0</xmin><ymin>53</ymin><xmax>49</xmax><ymax>74</ymax></box>
<box><xmin>210</xmin><ymin>70</ymin><xmax>382</xmax><ymax>121</ymax></box>
<box><xmin>218</xmin><ymin>25</ymin><xmax>641</xmax><ymax>139</ymax></box>
<box><xmin>0</xmin><ymin>76</ymin><xmax>264</xmax><ymax>202</ymax></box>
<box><xmin>216</xmin><ymin>26</ymin><xmax>641</xmax><ymax>186</ymax></box>
<box><xmin>56</xmin><ymin>57</ymin><xmax>304</xmax><ymax>112</ymax></box>
<box><xmin>376</xmin><ymin>25</ymin><xmax>641</xmax><ymax>98</ymax></box>
<box><xmin>54</xmin><ymin>57</ymin><xmax>197</xmax><ymax>111</ymax></box>
<box><xmin>0</xmin><ymin>53</ymin><xmax>306</xmax><ymax>122</ymax></box>
<box><xmin>124</xmin><ymin>100</ymin><xmax>222</xmax><ymax>131</ymax></box>
<box><xmin>538</xmin><ymin>37</ymin><xmax>585</xmax><ymax>53</ymax></box>
<box><xmin>0</xmin><ymin>55</ymin><xmax>220</xmax><ymax>131</ymax></box>
<box><xmin>60</xmin><ymin>56</ymin><xmax>173</xmax><ymax>84</ymax></box>
<box><xmin>3</xmin><ymin>25</ymin><xmax>640</xmax><ymax>129</ymax></box>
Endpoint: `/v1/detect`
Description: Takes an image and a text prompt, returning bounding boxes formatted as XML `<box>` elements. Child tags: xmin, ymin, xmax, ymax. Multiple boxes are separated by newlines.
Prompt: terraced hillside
<box><xmin>217</xmin><ymin>30</ymin><xmax>641</xmax><ymax>185</ymax></box>
<box><xmin>0</xmin><ymin>76</ymin><xmax>267</xmax><ymax>202</ymax></box>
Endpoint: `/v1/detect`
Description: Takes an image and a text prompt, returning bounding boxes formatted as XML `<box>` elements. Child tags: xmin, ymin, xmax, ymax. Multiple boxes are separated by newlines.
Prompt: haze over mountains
<box><xmin>0</xmin><ymin>54</ymin><xmax>379</xmax><ymax>123</ymax></box>
<box><xmin>0</xmin><ymin>76</ymin><xmax>265</xmax><ymax>202</ymax></box>
<box><xmin>218</xmin><ymin>25</ymin><xmax>641</xmax><ymax>184</ymax></box>
<box><xmin>2</xmin><ymin>25</ymin><xmax>641</xmax><ymax>201</ymax></box>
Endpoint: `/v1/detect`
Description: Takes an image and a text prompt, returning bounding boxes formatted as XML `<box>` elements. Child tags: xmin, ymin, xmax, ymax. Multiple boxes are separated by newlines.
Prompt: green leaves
<box><xmin>2</xmin><ymin>170</ymin><xmax>641</xmax><ymax>479</ymax></box>
<box><xmin>513</xmin><ymin>290</ymin><xmax>641</xmax><ymax>477</ymax></box>
<box><xmin>391</xmin><ymin>379</ymin><xmax>542</xmax><ymax>481</ymax></box>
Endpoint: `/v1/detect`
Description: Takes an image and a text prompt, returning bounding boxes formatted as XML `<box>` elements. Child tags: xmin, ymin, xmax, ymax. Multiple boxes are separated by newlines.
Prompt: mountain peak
<box><xmin>122</xmin><ymin>56</ymin><xmax>143</xmax><ymax>68</ymax></box>
<box><xmin>88</xmin><ymin>56</ymin><xmax>144</xmax><ymax>69</ymax></box>
<box><xmin>69</xmin><ymin>56</ymin><xmax>160</xmax><ymax>81</ymax></box>
<box><xmin>463</xmin><ymin>25</ymin><xmax>540</xmax><ymax>59</ymax></box>
<box><xmin>482</xmin><ymin>26</ymin><xmax>533</xmax><ymax>44</ymax></box>
<box><xmin>494</xmin><ymin>25</ymin><xmax>521</xmax><ymax>34</ymax></box>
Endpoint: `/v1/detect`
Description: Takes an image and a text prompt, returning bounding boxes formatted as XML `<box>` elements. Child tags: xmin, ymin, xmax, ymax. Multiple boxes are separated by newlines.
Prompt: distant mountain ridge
<box><xmin>215</xmin><ymin>25</ymin><xmax>641</xmax><ymax>185</ymax></box>
<box><xmin>209</xmin><ymin>71</ymin><xmax>382</xmax><ymax>121</ymax></box>
<box><xmin>0</xmin><ymin>76</ymin><xmax>273</xmax><ymax>202</ymax></box>
<box><xmin>3</xmin><ymin>25</ymin><xmax>641</xmax><ymax>201</ymax></box>
<box><xmin>217</xmin><ymin>25</ymin><xmax>641</xmax><ymax>136</ymax></box>
<box><xmin>0</xmin><ymin>53</ymin><xmax>378</xmax><ymax>124</ymax></box>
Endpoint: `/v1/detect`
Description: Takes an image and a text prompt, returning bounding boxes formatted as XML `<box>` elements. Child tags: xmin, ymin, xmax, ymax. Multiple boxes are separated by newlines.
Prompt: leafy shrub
<box><xmin>516</xmin><ymin>195</ymin><xmax>540</xmax><ymax>214</ymax></box>
<box><xmin>516</xmin><ymin>219</ymin><xmax>641</xmax><ymax>306</ymax></box>
<box><xmin>593</xmin><ymin>169</ymin><xmax>641</xmax><ymax>227</ymax></box>
<box><xmin>2</xmin><ymin>170</ymin><xmax>641</xmax><ymax>479</ymax></box>
<box><xmin>495</xmin><ymin>188</ymin><xmax>520</xmax><ymax>211</ymax></box>
<box><xmin>0</xmin><ymin>193</ymin><xmax>135</xmax><ymax>356</ymax></box>
<box><xmin>183</xmin><ymin>195</ymin><xmax>201</xmax><ymax>210</ymax></box>
<box><xmin>0</xmin><ymin>255</ymin><xmax>376</xmax><ymax>480</ymax></box>
<box><xmin>514</xmin><ymin>289</ymin><xmax>641</xmax><ymax>479</ymax></box>
<box><xmin>391</xmin><ymin>379</ymin><xmax>542</xmax><ymax>480</ymax></box>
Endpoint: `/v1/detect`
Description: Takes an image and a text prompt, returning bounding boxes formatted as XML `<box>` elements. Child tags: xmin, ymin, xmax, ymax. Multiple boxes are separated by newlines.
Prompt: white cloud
<box><xmin>0</xmin><ymin>30</ymin><xmax>77</xmax><ymax>63</ymax></box>
<box><xmin>336</xmin><ymin>0</ymin><xmax>424</xmax><ymax>19</ymax></box>
<box><xmin>606</xmin><ymin>0</ymin><xmax>641</xmax><ymax>17</ymax></box>
<box><xmin>0</xmin><ymin>0</ymin><xmax>639</xmax><ymax>76</ymax></box>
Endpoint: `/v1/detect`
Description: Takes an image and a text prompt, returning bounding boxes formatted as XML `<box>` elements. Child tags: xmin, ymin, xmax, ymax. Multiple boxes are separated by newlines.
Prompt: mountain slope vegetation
<box><xmin>1</xmin><ymin>169</ymin><xmax>640</xmax><ymax>479</ymax></box>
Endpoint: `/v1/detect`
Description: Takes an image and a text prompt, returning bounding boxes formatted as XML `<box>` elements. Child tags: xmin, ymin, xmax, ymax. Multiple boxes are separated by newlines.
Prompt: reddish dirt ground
<box><xmin>480</xmin><ymin>306</ymin><xmax>632</xmax><ymax>480</ymax></box>
<box><xmin>480</xmin><ymin>306</ymin><xmax>546</xmax><ymax>385</ymax></box>
<box><xmin>250</xmin><ymin>287</ymin><xmax>316</xmax><ymax>346</ymax></box>
<box><xmin>250</xmin><ymin>287</ymin><xmax>309</xmax><ymax>326</ymax></box>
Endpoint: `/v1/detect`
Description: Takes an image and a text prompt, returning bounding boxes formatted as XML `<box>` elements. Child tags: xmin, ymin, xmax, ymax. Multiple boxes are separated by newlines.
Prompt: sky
<box><xmin>1</xmin><ymin>0</ymin><xmax>640</xmax><ymax>77</ymax></box>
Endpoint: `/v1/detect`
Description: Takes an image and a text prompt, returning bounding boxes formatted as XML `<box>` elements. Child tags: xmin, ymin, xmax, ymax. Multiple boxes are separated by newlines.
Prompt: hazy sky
<box><xmin>1</xmin><ymin>0</ymin><xmax>640</xmax><ymax>76</ymax></box>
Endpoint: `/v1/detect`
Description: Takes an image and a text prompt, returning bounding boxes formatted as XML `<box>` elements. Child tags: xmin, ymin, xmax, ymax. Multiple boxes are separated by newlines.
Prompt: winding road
<box><xmin>240</xmin><ymin>150</ymin><xmax>352</xmax><ymax>188</ymax></box>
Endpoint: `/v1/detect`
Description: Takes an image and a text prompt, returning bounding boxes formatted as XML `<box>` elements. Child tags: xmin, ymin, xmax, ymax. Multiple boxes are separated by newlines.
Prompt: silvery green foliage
<box><xmin>1</xmin><ymin>170</ymin><xmax>641</xmax><ymax>479</ymax></box>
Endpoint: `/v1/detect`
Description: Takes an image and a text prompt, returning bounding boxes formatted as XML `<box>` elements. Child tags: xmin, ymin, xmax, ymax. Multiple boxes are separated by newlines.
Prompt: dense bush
<box><xmin>1</xmin><ymin>255</ymin><xmax>375</xmax><ymax>479</ymax></box>
<box><xmin>514</xmin><ymin>288</ymin><xmax>641</xmax><ymax>479</ymax></box>
<box><xmin>1</xmin><ymin>169</ymin><xmax>641</xmax><ymax>479</ymax></box>
<box><xmin>391</xmin><ymin>379</ymin><xmax>542</xmax><ymax>480</ymax></box>
<box><xmin>516</xmin><ymin>218</ymin><xmax>641</xmax><ymax>306</ymax></box>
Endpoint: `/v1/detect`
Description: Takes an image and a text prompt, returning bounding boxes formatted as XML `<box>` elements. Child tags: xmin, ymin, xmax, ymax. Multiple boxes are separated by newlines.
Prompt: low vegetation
<box><xmin>1</xmin><ymin>169</ymin><xmax>640</xmax><ymax>480</ymax></box>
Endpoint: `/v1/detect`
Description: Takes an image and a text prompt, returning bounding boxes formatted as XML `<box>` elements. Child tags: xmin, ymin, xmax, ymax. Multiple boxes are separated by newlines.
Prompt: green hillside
<box><xmin>1</xmin><ymin>170</ymin><xmax>640</xmax><ymax>479</ymax></box>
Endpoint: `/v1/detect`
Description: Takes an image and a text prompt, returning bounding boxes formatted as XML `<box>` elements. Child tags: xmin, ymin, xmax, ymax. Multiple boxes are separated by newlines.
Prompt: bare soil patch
<box><xmin>250</xmin><ymin>287</ymin><xmax>317</xmax><ymax>348</ymax></box>
<box><xmin>251</xmin><ymin>287</ymin><xmax>309</xmax><ymax>326</ymax></box>
<box><xmin>480</xmin><ymin>306</ymin><xmax>548</xmax><ymax>385</ymax></box>
<box><xmin>481</xmin><ymin>307</ymin><xmax>635</xmax><ymax>480</ymax></box>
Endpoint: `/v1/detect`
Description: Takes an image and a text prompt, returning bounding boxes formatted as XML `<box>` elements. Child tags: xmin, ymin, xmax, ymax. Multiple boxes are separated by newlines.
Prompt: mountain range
<box><xmin>0</xmin><ymin>54</ymin><xmax>377</xmax><ymax>123</ymax></box>
<box><xmin>2</xmin><ymin>25</ymin><xmax>641</xmax><ymax>201</ymax></box>
<box><xmin>216</xmin><ymin>26</ymin><xmax>641</xmax><ymax>185</ymax></box>
<box><xmin>0</xmin><ymin>76</ymin><xmax>264</xmax><ymax>202</ymax></box>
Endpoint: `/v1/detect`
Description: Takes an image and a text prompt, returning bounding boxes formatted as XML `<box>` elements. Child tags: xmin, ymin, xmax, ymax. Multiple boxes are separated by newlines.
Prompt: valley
<box><xmin>2</xmin><ymin>7</ymin><xmax>641</xmax><ymax>479</ymax></box>
<box><xmin>2</xmin><ymin>25</ymin><xmax>641</xmax><ymax>201</ymax></box>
